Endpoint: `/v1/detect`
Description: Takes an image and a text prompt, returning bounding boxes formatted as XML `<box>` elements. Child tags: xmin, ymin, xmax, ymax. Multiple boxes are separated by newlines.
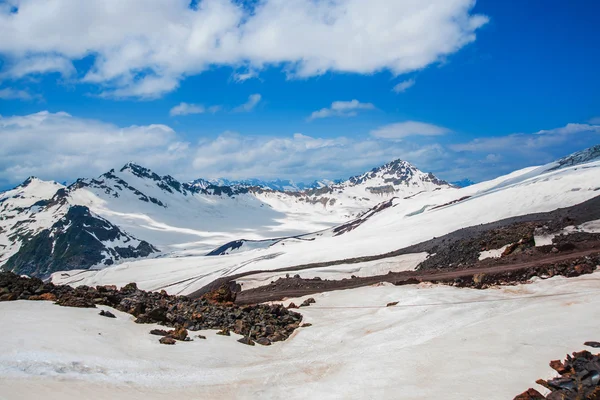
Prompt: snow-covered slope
<box><xmin>4</xmin><ymin>147</ymin><xmax>600</xmax><ymax>283</ymax></box>
<box><xmin>1</xmin><ymin>158</ymin><xmax>452</xmax><ymax>278</ymax></box>
<box><xmin>0</xmin><ymin>178</ymin><xmax>66</xmax><ymax>265</ymax></box>
<box><xmin>0</xmin><ymin>177</ymin><xmax>157</xmax><ymax>278</ymax></box>
<box><xmin>52</xmin><ymin>149</ymin><xmax>600</xmax><ymax>295</ymax></box>
<box><xmin>3</xmin><ymin>272</ymin><xmax>600</xmax><ymax>399</ymax></box>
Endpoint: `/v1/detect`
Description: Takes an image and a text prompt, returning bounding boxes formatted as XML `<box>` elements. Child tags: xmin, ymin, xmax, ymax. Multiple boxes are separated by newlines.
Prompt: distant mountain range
<box><xmin>0</xmin><ymin>158</ymin><xmax>453</xmax><ymax>278</ymax></box>
<box><xmin>3</xmin><ymin>145</ymin><xmax>600</xmax><ymax>280</ymax></box>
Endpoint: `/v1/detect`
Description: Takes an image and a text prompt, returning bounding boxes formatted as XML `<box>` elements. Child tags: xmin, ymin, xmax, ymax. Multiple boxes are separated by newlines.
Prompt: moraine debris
<box><xmin>514</xmin><ymin>348</ymin><xmax>600</xmax><ymax>399</ymax></box>
<box><xmin>0</xmin><ymin>271</ymin><xmax>302</xmax><ymax>346</ymax></box>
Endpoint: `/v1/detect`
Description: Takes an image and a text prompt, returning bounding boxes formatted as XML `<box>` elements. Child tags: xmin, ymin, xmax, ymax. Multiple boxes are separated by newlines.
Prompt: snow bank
<box><xmin>3</xmin><ymin>272</ymin><xmax>600</xmax><ymax>399</ymax></box>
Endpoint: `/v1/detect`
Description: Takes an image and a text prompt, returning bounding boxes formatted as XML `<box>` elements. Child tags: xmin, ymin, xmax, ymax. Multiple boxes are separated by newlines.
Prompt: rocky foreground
<box><xmin>0</xmin><ymin>272</ymin><xmax>302</xmax><ymax>346</ymax></box>
<box><xmin>515</xmin><ymin>346</ymin><xmax>600</xmax><ymax>399</ymax></box>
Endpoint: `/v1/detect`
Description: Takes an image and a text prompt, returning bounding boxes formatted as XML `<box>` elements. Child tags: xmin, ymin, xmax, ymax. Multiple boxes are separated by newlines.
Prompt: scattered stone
<box><xmin>301</xmin><ymin>323</ymin><xmax>312</xmax><ymax>328</ymax></box>
<box><xmin>203</xmin><ymin>283</ymin><xmax>236</xmax><ymax>304</ymax></box>
<box><xmin>513</xmin><ymin>388</ymin><xmax>545</xmax><ymax>400</ymax></box>
<box><xmin>0</xmin><ymin>271</ymin><xmax>303</xmax><ymax>346</ymax></box>
<box><xmin>255</xmin><ymin>337</ymin><xmax>271</xmax><ymax>346</ymax></box>
<box><xmin>197</xmin><ymin>335</ymin><xmax>207</xmax><ymax>340</ymax></box>
<box><xmin>150</xmin><ymin>329</ymin><xmax>170</xmax><ymax>336</ymax></box>
<box><xmin>168</xmin><ymin>327</ymin><xmax>188</xmax><ymax>341</ymax></box>
<box><xmin>216</xmin><ymin>328</ymin><xmax>230</xmax><ymax>336</ymax></box>
<box><xmin>549</xmin><ymin>360</ymin><xmax>568</xmax><ymax>375</ymax></box>
<box><xmin>517</xmin><ymin>349</ymin><xmax>600</xmax><ymax>399</ymax></box>
<box><xmin>287</xmin><ymin>302</ymin><xmax>299</xmax><ymax>309</ymax></box>
<box><xmin>386</xmin><ymin>301</ymin><xmax>399</xmax><ymax>307</ymax></box>
<box><xmin>99</xmin><ymin>310</ymin><xmax>116</xmax><ymax>318</ymax></box>
<box><xmin>585</xmin><ymin>341</ymin><xmax>600</xmax><ymax>348</ymax></box>
<box><xmin>300</xmin><ymin>298</ymin><xmax>316</xmax><ymax>307</ymax></box>
<box><xmin>159</xmin><ymin>337</ymin><xmax>176</xmax><ymax>345</ymax></box>
<box><xmin>237</xmin><ymin>336</ymin><xmax>255</xmax><ymax>346</ymax></box>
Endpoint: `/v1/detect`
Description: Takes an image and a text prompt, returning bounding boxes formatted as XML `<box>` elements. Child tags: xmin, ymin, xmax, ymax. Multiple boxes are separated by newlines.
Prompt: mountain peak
<box><xmin>347</xmin><ymin>159</ymin><xmax>449</xmax><ymax>189</ymax></box>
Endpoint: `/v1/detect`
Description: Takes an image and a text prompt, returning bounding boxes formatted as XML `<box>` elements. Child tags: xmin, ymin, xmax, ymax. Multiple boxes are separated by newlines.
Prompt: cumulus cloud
<box><xmin>451</xmin><ymin>123</ymin><xmax>600</xmax><ymax>152</ymax></box>
<box><xmin>0</xmin><ymin>111</ymin><xmax>190</xmax><ymax>186</ymax></box>
<box><xmin>370</xmin><ymin>121</ymin><xmax>452</xmax><ymax>139</ymax></box>
<box><xmin>0</xmin><ymin>0</ymin><xmax>488</xmax><ymax>98</ymax></box>
<box><xmin>4</xmin><ymin>111</ymin><xmax>598</xmax><ymax>189</ymax></box>
<box><xmin>392</xmin><ymin>78</ymin><xmax>415</xmax><ymax>93</ymax></box>
<box><xmin>308</xmin><ymin>100</ymin><xmax>375</xmax><ymax>120</ymax></box>
<box><xmin>233</xmin><ymin>94</ymin><xmax>262</xmax><ymax>112</ymax></box>
<box><xmin>0</xmin><ymin>55</ymin><xmax>75</xmax><ymax>79</ymax></box>
<box><xmin>0</xmin><ymin>110</ymin><xmax>449</xmax><ymax>186</ymax></box>
<box><xmin>0</xmin><ymin>87</ymin><xmax>41</xmax><ymax>101</ymax></box>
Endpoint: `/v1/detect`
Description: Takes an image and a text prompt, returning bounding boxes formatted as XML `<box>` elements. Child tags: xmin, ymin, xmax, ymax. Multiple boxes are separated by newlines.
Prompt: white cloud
<box><xmin>170</xmin><ymin>102</ymin><xmax>222</xmax><ymax>116</ymax></box>
<box><xmin>233</xmin><ymin>94</ymin><xmax>262</xmax><ymax>112</ymax></box>
<box><xmin>170</xmin><ymin>102</ymin><xmax>206</xmax><ymax>116</ymax></box>
<box><xmin>233</xmin><ymin>69</ymin><xmax>259</xmax><ymax>82</ymax></box>
<box><xmin>0</xmin><ymin>110</ymin><xmax>447</xmax><ymax>186</ymax></box>
<box><xmin>308</xmin><ymin>100</ymin><xmax>375</xmax><ymax>120</ymax></box>
<box><xmin>0</xmin><ymin>0</ymin><xmax>488</xmax><ymax>98</ymax></box>
<box><xmin>0</xmin><ymin>55</ymin><xmax>75</xmax><ymax>79</ymax></box>
<box><xmin>589</xmin><ymin>117</ymin><xmax>600</xmax><ymax>125</ymax></box>
<box><xmin>451</xmin><ymin>123</ymin><xmax>600</xmax><ymax>152</ymax></box>
<box><xmin>0</xmin><ymin>111</ymin><xmax>189</xmax><ymax>185</ymax></box>
<box><xmin>392</xmin><ymin>78</ymin><xmax>415</xmax><ymax>93</ymax></box>
<box><xmin>370</xmin><ymin>121</ymin><xmax>451</xmax><ymax>139</ymax></box>
<box><xmin>5</xmin><ymin>111</ymin><xmax>597</xmax><ymax>189</ymax></box>
<box><xmin>0</xmin><ymin>87</ymin><xmax>41</xmax><ymax>101</ymax></box>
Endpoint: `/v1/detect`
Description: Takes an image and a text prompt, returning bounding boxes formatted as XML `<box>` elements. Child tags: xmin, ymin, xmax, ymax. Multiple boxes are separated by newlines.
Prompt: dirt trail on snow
<box><xmin>235</xmin><ymin>247</ymin><xmax>600</xmax><ymax>304</ymax></box>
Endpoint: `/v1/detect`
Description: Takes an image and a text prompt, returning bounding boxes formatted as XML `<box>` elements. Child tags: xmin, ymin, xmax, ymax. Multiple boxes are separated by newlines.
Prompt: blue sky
<box><xmin>0</xmin><ymin>0</ymin><xmax>599</xmax><ymax>189</ymax></box>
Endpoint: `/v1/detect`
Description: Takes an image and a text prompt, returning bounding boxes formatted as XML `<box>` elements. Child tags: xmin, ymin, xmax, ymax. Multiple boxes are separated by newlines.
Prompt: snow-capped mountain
<box><xmin>51</xmin><ymin>145</ymin><xmax>600</xmax><ymax>297</ymax></box>
<box><xmin>0</xmin><ymin>177</ymin><xmax>156</xmax><ymax>278</ymax></box>
<box><xmin>0</xmin><ymin>158</ymin><xmax>452</xmax><ymax>278</ymax></box>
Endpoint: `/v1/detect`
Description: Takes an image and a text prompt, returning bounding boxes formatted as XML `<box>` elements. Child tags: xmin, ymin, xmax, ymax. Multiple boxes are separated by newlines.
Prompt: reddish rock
<box><xmin>159</xmin><ymin>336</ymin><xmax>176</xmax><ymax>345</ymax></box>
<box><xmin>168</xmin><ymin>327</ymin><xmax>188</xmax><ymax>341</ymax></box>
<box><xmin>203</xmin><ymin>284</ymin><xmax>236</xmax><ymax>304</ymax></box>
<box><xmin>29</xmin><ymin>292</ymin><xmax>57</xmax><ymax>301</ymax></box>
<box><xmin>549</xmin><ymin>359</ymin><xmax>568</xmax><ymax>375</ymax></box>
<box><xmin>386</xmin><ymin>301</ymin><xmax>399</xmax><ymax>307</ymax></box>
<box><xmin>287</xmin><ymin>302</ymin><xmax>299</xmax><ymax>309</ymax></box>
<box><xmin>513</xmin><ymin>388</ymin><xmax>545</xmax><ymax>400</ymax></box>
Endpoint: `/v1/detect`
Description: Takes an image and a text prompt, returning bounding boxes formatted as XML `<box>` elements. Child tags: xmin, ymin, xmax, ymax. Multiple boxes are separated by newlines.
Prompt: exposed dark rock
<box><xmin>4</xmin><ymin>205</ymin><xmax>158</xmax><ymax>279</ymax></box>
<box><xmin>517</xmin><ymin>349</ymin><xmax>600</xmax><ymax>399</ymax></box>
<box><xmin>300</xmin><ymin>298</ymin><xmax>316</xmax><ymax>307</ymax></box>
<box><xmin>255</xmin><ymin>337</ymin><xmax>271</xmax><ymax>346</ymax></box>
<box><xmin>197</xmin><ymin>335</ymin><xmax>207</xmax><ymax>340</ymax></box>
<box><xmin>99</xmin><ymin>310</ymin><xmax>116</xmax><ymax>318</ymax></box>
<box><xmin>237</xmin><ymin>336</ymin><xmax>255</xmax><ymax>346</ymax></box>
<box><xmin>301</xmin><ymin>323</ymin><xmax>312</xmax><ymax>327</ymax></box>
<box><xmin>585</xmin><ymin>342</ymin><xmax>600</xmax><ymax>349</ymax></box>
<box><xmin>159</xmin><ymin>337</ymin><xmax>176</xmax><ymax>345</ymax></box>
<box><xmin>0</xmin><ymin>271</ymin><xmax>302</xmax><ymax>346</ymax></box>
<box><xmin>386</xmin><ymin>301</ymin><xmax>399</xmax><ymax>307</ymax></box>
<box><xmin>513</xmin><ymin>388</ymin><xmax>545</xmax><ymax>400</ymax></box>
<box><xmin>150</xmin><ymin>329</ymin><xmax>170</xmax><ymax>336</ymax></box>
